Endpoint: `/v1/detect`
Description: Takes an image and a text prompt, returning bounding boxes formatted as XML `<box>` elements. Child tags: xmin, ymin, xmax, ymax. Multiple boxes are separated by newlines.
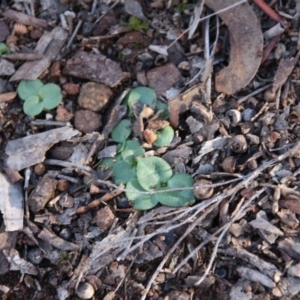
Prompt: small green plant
<box><xmin>177</xmin><ymin>2</ymin><xmax>188</xmax><ymax>14</ymax></box>
<box><xmin>124</xmin><ymin>16</ymin><xmax>149</xmax><ymax>31</ymax></box>
<box><xmin>0</xmin><ymin>43</ymin><xmax>9</xmax><ymax>56</ymax></box>
<box><xmin>124</xmin><ymin>86</ymin><xmax>169</xmax><ymax>119</ymax></box>
<box><xmin>98</xmin><ymin>86</ymin><xmax>195</xmax><ymax>210</ymax></box>
<box><xmin>17</xmin><ymin>79</ymin><xmax>62</xmax><ymax>116</ymax></box>
<box><xmin>126</xmin><ymin>158</ymin><xmax>195</xmax><ymax>210</ymax></box>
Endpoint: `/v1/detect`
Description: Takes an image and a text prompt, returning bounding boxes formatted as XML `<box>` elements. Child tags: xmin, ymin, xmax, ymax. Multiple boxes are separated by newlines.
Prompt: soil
<box><xmin>1</xmin><ymin>0</ymin><xmax>300</xmax><ymax>300</ymax></box>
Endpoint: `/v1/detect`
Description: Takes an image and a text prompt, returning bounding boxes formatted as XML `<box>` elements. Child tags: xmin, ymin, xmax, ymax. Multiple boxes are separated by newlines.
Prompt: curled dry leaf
<box><xmin>143</xmin><ymin>128</ymin><xmax>157</xmax><ymax>144</ymax></box>
<box><xmin>205</xmin><ymin>0</ymin><xmax>264</xmax><ymax>95</ymax></box>
<box><xmin>271</xmin><ymin>54</ymin><xmax>300</xmax><ymax>93</ymax></box>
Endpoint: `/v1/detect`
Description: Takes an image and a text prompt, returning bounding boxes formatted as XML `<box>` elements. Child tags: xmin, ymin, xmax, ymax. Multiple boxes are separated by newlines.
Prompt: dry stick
<box><xmin>76</xmin><ymin>189</ymin><xmax>123</xmax><ymax>214</ymax></box>
<box><xmin>66</xmin><ymin>19</ymin><xmax>83</xmax><ymax>49</ymax></box>
<box><xmin>94</xmin><ymin>0</ymin><xmax>119</xmax><ymax>24</ymax></box>
<box><xmin>252</xmin><ymin>0</ymin><xmax>287</xmax><ymax>26</ymax></box>
<box><xmin>194</xmin><ymin>187</ymin><xmax>267</xmax><ymax>286</ymax></box>
<box><xmin>167</xmin><ymin>0</ymin><xmax>247</xmax><ymax>50</ymax></box>
<box><xmin>204</xmin><ymin>16</ymin><xmax>212</xmax><ymax>105</ymax></box>
<box><xmin>96</xmin><ymin>177</ymin><xmax>243</xmax><ymax>196</ymax></box>
<box><xmin>44</xmin><ymin>159</ymin><xmax>91</xmax><ymax>172</ymax></box>
<box><xmin>140</xmin><ymin>202</ymin><xmax>220</xmax><ymax>300</ymax></box>
<box><xmin>237</xmin><ymin>83</ymin><xmax>272</xmax><ymax>104</ymax></box>
<box><xmin>30</xmin><ymin>120</ymin><xmax>70</xmax><ymax>126</ymax></box>
<box><xmin>141</xmin><ymin>143</ymin><xmax>300</xmax><ymax>295</ymax></box>
<box><xmin>116</xmin><ymin>143</ymin><xmax>300</xmax><ymax>253</ymax></box>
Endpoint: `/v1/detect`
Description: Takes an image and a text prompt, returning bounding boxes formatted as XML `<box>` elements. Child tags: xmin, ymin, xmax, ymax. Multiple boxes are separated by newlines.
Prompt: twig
<box><xmin>94</xmin><ymin>0</ymin><xmax>119</xmax><ymax>24</ymax></box>
<box><xmin>252</xmin><ymin>0</ymin><xmax>287</xmax><ymax>27</ymax></box>
<box><xmin>194</xmin><ymin>188</ymin><xmax>266</xmax><ymax>286</ymax></box>
<box><xmin>140</xmin><ymin>201</ymin><xmax>219</xmax><ymax>300</ymax></box>
<box><xmin>237</xmin><ymin>84</ymin><xmax>272</xmax><ymax>104</ymax></box>
<box><xmin>167</xmin><ymin>0</ymin><xmax>247</xmax><ymax>49</ymax></box>
<box><xmin>66</xmin><ymin>19</ymin><xmax>83</xmax><ymax>49</ymax></box>
<box><xmin>2</xmin><ymin>53</ymin><xmax>43</xmax><ymax>60</ymax></box>
<box><xmin>96</xmin><ymin>177</ymin><xmax>243</xmax><ymax>196</ymax></box>
<box><xmin>30</xmin><ymin>120</ymin><xmax>70</xmax><ymax>126</ymax></box>
<box><xmin>44</xmin><ymin>159</ymin><xmax>91</xmax><ymax>172</ymax></box>
<box><xmin>204</xmin><ymin>16</ymin><xmax>212</xmax><ymax>105</ymax></box>
<box><xmin>76</xmin><ymin>189</ymin><xmax>123</xmax><ymax>214</ymax></box>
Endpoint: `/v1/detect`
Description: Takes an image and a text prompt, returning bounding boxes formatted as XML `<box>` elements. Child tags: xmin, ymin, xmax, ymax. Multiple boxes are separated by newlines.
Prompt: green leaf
<box><xmin>155</xmin><ymin>101</ymin><xmax>169</xmax><ymax>120</ymax></box>
<box><xmin>126</xmin><ymin>178</ymin><xmax>158</xmax><ymax>210</ymax></box>
<box><xmin>124</xmin><ymin>87</ymin><xmax>157</xmax><ymax>115</ymax></box>
<box><xmin>155</xmin><ymin>173</ymin><xmax>195</xmax><ymax>207</ymax></box>
<box><xmin>17</xmin><ymin>80</ymin><xmax>43</xmax><ymax>101</ymax></box>
<box><xmin>0</xmin><ymin>43</ymin><xmax>9</xmax><ymax>56</ymax></box>
<box><xmin>23</xmin><ymin>95</ymin><xmax>44</xmax><ymax>116</ymax></box>
<box><xmin>121</xmin><ymin>140</ymin><xmax>145</xmax><ymax>163</ymax></box>
<box><xmin>98</xmin><ymin>157</ymin><xmax>117</xmax><ymax>170</ymax></box>
<box><xmin>38</xmin><ymin>83</ymin><xmax>62</xmax><ymax>110</ymax></box>
<box><xmin>112</xmin><ymin>160</ymin><xmax>136</xmax><ymax>184</ymax></box>
<box><xmin>153</xmin><ymin>126</ymin><xmax>174</xmax><ymax>147</ymax></box>
<box><xmin>136</xmin><ymin>157</ymin><xmax>172</xmax><ymax>191</ymax></box>
<box><xmin>111</xmin><ymin>119</ymin><xmax>132</xmax><ymax>143</ymax></box>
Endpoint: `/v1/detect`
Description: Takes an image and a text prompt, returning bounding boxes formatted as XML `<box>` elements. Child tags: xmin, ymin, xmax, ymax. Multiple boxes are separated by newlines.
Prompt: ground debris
<box><xmin>63</xmin><ymin>51</ymin><xmax>130</xmax><ymax>87</ymax></box>
<box><xmin>4</xmin><ymin>126</ymin><xmax>79</xmax><ymax>171</ymax></box>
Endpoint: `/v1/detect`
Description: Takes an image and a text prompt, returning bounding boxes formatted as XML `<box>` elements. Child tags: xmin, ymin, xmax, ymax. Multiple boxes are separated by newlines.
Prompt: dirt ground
<box><xmin>1</xmin><ymin>0</ymin><xmax>300</xmax><ymax>299</ymax></box>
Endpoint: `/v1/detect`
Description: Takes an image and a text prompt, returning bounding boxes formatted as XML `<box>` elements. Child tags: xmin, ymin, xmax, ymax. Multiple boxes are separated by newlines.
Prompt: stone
<box><xmin>74</xmin><ymin>110</ymin><xmax>102</xmax><ymax>133</ymax></box>
<box><xmin>96</xmin><ymin>206</ymin><xmax>115</xmax><ymax>230</ymax></box>
<box><xmin>0</xmin><ymin>59</ymin><xmax>15</xmax><ymax>76</ymax></box>
<box><xmin>146</xmin><ymin>63</ymin><xmax>182</xmax><ymax>96</ymax></box>
<box><xmin>78</xmin><ymin>82</ymin><xmax>112</xmax><ymax>112</ymax></box>
<box><xmin>63</xmin><ymin>83</ymin><xmax>80</xmax><ymax>95</ymax></box>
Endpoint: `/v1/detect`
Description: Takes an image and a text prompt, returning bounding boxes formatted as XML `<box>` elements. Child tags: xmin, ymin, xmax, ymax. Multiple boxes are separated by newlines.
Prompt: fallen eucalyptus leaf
<box><xmin>205</xmin><ymin>0</ymin><xmax>263</xmax><ymax>95</ymax></box>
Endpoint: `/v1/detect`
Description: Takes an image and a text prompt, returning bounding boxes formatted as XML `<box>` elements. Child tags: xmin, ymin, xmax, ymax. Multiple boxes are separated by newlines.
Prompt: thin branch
<box><xmin>167</xmin><ymin>0</ymin><xmax>247</xmax><ymax>49</ymax></box>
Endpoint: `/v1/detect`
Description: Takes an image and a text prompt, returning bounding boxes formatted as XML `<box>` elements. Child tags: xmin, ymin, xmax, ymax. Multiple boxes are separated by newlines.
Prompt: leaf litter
<box><xmin>1</xmin><ymin>0</ymin><xmax>300</xmax><ymax>299</ymax></box>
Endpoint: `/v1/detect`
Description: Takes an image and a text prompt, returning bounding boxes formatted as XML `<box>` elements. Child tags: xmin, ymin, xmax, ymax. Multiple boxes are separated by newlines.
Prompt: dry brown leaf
<box><xmin>271</xmin><ymin>55</ymin><xmax>299</xmax><ymax>93</ymax></box>
<box><xmin>205</xmin><ymin>0</ymin><xmax>264</xmax><ymax>95</ymax></box>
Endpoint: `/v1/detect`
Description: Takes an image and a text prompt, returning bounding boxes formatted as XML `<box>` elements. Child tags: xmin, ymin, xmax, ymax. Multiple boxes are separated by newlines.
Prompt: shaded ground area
<box><xmin>1</xmin><ymin>0</ymin><xmax>300</xmax><ymax>299</ymax></box>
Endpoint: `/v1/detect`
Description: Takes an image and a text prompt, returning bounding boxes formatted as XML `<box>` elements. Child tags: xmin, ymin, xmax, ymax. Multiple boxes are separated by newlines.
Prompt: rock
<box><xmin>74</xmin><ymin>110</ymin><xmax>102</xmax><ymax>133</ymax></box>
<box><xmin>288</xmin><ymin>263</ymin><xmax>300</xmax><ymax>278</ymax></box>
<box><xmin>96</xmin><ymin>206</ymin><xmax>115</xmax><ymax>230</ymax></box>
<box><xmin>0</xmin><ymin>59</ymin><xmax>15</xmax><ymax>76</ymax></box>
<box><xmin>63</xmin><ymin>83</ymin><xmax>80</xmax><ymax>95</ymax></box>
<box><xmin>78</xmin><ymin>82</ymin><xmax>112</xmax><ymax>112</ymax></box>
<box><xmin>55</xmin><ymin>105</ymin><xmax>73</xmax><ymax>122</ymax></box>
<box><xmin>164</xmin><ymin>290</ymin><xmax>190</xmax><ymax>300</ymax></box>
<box><xmin>76</xmin><ymin>282</ymin><xmax>95</xmax><ymax>300</ymax></box>
<box><xmin>146</xmin><ymin>63</ymin><xmax>182</xmax><ymax>96</ymax></box>
<box><xmin>0</xmin><ymin>21</ymin><xmax>10</xmax><ymax>42</ymax></box>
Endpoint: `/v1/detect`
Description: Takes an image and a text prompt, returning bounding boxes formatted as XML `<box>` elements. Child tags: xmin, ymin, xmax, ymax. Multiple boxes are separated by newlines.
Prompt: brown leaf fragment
<box><xmin>0</xmin><ymin>21</ymin><xmax>10</xmax><ymax>42</ymax></box>
<box><xmin>3</xmin><ymin>249</ymin><xmax>38</xmax><ymax>275</ymax></box>
<box><xmin>10</xmin><ymin>27</ymin><xmax>68</xmax><ymax>81</ymax></box>
<box><xmin>38</xmin><ymin>228</ymin><xmax>80</xmax><ymax>251</ymax></box>
<box><xmin>279</xmin><ymin>199</ymin><xmax>300</xmax><ymax>215</ymax></box>
<box><xmin>271</xmin><ymin>55</ymin><xmax>299</xmax><ymax>93</ymax></box>
<box><xmin>96</xmin><ymin>206</ymin><xmax>115</xmax><ymax>230</ymax></box>
<box><xmin>205</xmin><ymin>0</ymin><xmax>264</xmax><ymax>95</ymax></box>
<box><xmin>146</xmin><ymin>63</ymin><xmax>182</xmax><ymax>96</ymax></box>
<box><xmin>0</xmin><ymin>91</ymin><xmax>16</xmax><ymax>103</ymax></box>
<box><xmin>3</xmin><ymin>167</ymin><xmax>23</xmax><ymax>183</ymax></box>
<box><xmin>63</xmin><ymin>51</ymin><xmax>130</xmax><ymax>87</ymax></box>
<box><xmin>124</xmin><ymin>0</ymin><xmax>149</xmax><ymax>23</ymax></box>
<box><xmin>143</xmin><ymin>129</ymin><xmax>157</xmax><ymax>144</ymax></box>
<box><xmin>0</xmin><ymin>231</ymin><xmax>18</xmax><ymax>250</ymax></box>
<box><xmin>147</xmin><ymin>119</ymin><xmax>169</xmax><ymax>131</ymax></box>
<box><xmin>28</xmin><ymin>177</ymin><xmax>57</xmax><ymax>213</ymax></box>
